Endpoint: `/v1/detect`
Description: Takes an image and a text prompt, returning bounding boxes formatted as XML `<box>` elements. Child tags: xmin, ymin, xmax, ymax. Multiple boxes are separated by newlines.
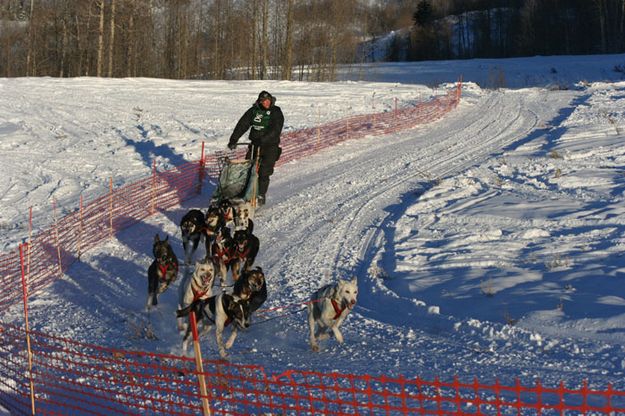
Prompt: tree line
<box><xmin>0</xmin><ymin>0</ymin><xmax>363</xmax><ymax>80</ymax></box>
<box><xmin>389</xmin><ymin>0</ymin><xmax>625</xmax><ymax>61</ymax></box>
<box><xmin>1</xmin><ymin>0</ymin><xmax>624</xmax><ymax>80</ymax></box>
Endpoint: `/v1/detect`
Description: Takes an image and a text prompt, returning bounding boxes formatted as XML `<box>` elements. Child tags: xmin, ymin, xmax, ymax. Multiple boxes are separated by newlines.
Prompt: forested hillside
<box><xmin>382</xmin><ymin>0</ymin><xmax>625</xmax><ymax>62</ymax></box>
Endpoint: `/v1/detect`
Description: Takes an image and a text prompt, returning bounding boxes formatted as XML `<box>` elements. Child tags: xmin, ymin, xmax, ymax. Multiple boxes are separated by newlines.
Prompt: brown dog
<box><xmin>233</xmin><ymin>267</ymin><xmax>267</xmax><ymax>318</ymax></box>
<box><xmin>230</xmin><ymin>229</ymin><xmax>260</xmax><ymax>282</ymax></box>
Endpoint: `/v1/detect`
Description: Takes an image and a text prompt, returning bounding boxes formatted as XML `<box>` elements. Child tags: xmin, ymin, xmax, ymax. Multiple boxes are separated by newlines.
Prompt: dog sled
<box><xmin>211</xmin><ymin>143</ymin><xmax>260</xmax><ymax>208</ymax></box>
<box><xmin>208</xmin><ymin>143</ymin><xmax>259</xmax><ymax>236</ymax></box>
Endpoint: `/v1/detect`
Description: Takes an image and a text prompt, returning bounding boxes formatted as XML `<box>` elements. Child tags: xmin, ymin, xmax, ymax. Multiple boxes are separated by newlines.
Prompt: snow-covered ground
<box><xmin>1</xmin><ymin>53</ymin><xmax>625</xmax><ymax>395</ymax></box>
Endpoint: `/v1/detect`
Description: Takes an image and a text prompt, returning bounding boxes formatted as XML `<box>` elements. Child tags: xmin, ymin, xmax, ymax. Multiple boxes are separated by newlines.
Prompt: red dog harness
<box><xmin>158</xmin><ymin>263</ymin><xmax>168</xmax><ymax>277</ymax></box>
<box><xmin>192</xmin><ymin>286</ymin><xmax>209</xmax><ymax>302</ymax></box>
<box><xmin>212</xmin><ymin>245</ymin><xmax>233</xmax><ymax>264</ymax></box>
<box><xmin>331</xmin><ymin>299</ymin><xmax>346</xmax><ymax>320</ymax></box>
<box><xmin>233</xmin><ymin>246</ymin><xmax>250</xmax><ymax>260</ymax></box>
<box><xmin>158</xmin><ymin>261</ymin><xmax>177</xmax><ymax>282</ymax></box>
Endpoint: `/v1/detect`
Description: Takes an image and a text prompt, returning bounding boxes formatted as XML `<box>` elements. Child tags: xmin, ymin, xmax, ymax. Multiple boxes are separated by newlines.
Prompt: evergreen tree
<box><xmin>413</xmin><ymin>0</ymin><xmax>434</xmax><ymax>27</ymax></box>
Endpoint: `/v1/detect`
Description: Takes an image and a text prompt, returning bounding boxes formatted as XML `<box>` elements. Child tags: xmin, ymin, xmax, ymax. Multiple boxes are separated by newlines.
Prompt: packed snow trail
<box><xmin>7</xmin><ymin>84</ymin><xmax>623</xmax><ymax>390</ymax></box>
<box><xmin>242</xmin><ymin>88</ymin><xmax>616</xmax><ymax>386</ymax></box>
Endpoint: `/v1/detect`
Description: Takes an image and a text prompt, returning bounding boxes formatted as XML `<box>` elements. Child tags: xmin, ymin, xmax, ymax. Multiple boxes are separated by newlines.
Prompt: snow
<box><xmin>1</xmin><ymin>53</ymin><xmax>625</xmax><ymax>398</ymax></box>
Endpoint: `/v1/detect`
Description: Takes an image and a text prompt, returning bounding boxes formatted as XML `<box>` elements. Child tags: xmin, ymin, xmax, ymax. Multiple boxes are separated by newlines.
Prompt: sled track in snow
<box><xmin>254</xmin><ymin>90</ymin><xmax>580</xmax><ymax>377</ymax></box>
<box><xmin>263</xmin><ymin>91</ymin><xmax>544</xmax><ymax>311</ymax></box>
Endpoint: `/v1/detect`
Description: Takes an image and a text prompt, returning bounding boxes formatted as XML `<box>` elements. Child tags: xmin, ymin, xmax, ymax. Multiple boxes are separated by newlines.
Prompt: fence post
<box><xmin>109</xmin><ymin>177</ymin><xmax>114</xmax><ymax>238</ymax></box>
<box><xmin>27</xmin><ymin>207</ymin><xmax>32</xmax><ymax>279</ymax></box>
<box><xmin>197</xmin><ymin>141</ymin><xmax>206</xmax><ymax>195</ymax></box>
<box><xmin>581</xmin><ymin>379</ymin><xmax>589</xmax><ymax>414</ymax></box>
<box><xmin>151</xmin><ymin>160</ymin><xmax>156</xmax><ymax>215</ymax></box>
<box><xmin>316</xmin><ymin>108</ymin><xmax>321</xmax><ymax>152</ymax></box>
<box><xmin>190</xmin><ymin>312</ymin><xmax>212</xmax><ymax>416</ymax></box>
<box><xmin>52</xmin><ymin>199</ymin><xmax>63</xmax><ymax>277</ymax></box>
<box><xmin>606</xmin><ymin>382</ymin><xmax>613</xmax><ymax>413</ymax></box>
<box><xmin>19</xmin><ymin>243</ymin><xmax>37</xmax><ymax>415</ymax></box>
<box><xmin>77</xmin><ymin>194</ymin><xmax>84</xmax><ymax>260</ymax></box>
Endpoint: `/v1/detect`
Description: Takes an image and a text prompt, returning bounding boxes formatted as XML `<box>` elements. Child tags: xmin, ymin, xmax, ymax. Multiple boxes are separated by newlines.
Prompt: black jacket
<box><xmin>228</xmin><ymin>100</ymin><xmax>284</xmax><ymax>148</ymax></box>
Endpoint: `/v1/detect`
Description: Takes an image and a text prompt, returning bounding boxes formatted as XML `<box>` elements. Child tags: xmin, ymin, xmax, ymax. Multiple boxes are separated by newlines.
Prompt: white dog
<box><xmin>233</xmin><ymin>201</ymin><xmax>254</xmax><ymax>233</ymax></box>
<box><xmin>177</xmin><ymin>259</ymin><xmax>215</xmax><ymax>330</ymax></box>
<box><xmin>307</xmin><ymin>277</ymin><xmax>358</xmax><ymax>352</ymax></box>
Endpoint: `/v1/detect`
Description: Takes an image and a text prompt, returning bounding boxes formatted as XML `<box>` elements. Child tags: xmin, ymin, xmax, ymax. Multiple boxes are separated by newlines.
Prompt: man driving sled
<box><xmin>227</xmin><ymin>90</ymin><xmax>284</xmax><ymax>207</ymax></box>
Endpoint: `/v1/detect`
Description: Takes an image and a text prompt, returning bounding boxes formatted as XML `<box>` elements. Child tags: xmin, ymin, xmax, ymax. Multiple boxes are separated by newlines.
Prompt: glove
<box><xmin>227</xmin><ymin>142</ymin><xmax>237</xmax><ymax>150</ymax></box>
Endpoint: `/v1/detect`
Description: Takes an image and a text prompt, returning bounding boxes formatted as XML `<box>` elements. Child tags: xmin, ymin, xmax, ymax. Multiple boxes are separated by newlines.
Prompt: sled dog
<box><xmin>211</xmin><ymin>227</ymin><xmax>233</xmax><ymax>286</ymax></box>
<box><xmin>230</xmin><ymin>229</ymin><xmax>260</xmax><ymax>282</ymax></box>
<box><xmin>233</xmin><ymin>201</ymin><xmax>254</xmax><ymax>234</ymax></box>
<box><xmin>180</xmin><ymin>209</ymin><xmax>206</xmax><ymax>265</ymax></box>
<box><xmin>307</xmin><ymin>277</ymin><xmax>358</xmax><ymax>352</ymax></box>
<box><xmin>177</xmin><ymin>292</ymin><xmax>249</xmax><ymax>358</ymax></box>
<box><xmin>146</xmin><ymin>234</ymin><xmax>179</xmax><ymax>309</ymax></box>
<box><xmin>204</xmin><ymin>204</ymin><xmax>225</xmax><ymax>257</ymax></box>
<box><xmin>177</xmin><ymin>258</ymin><xmax>215</xmax><ymax>330</ymax></box>
<box><xmin>233</xmin><ymin>267</ymin><xmax>267</xmax><ymax>318</ymax></box>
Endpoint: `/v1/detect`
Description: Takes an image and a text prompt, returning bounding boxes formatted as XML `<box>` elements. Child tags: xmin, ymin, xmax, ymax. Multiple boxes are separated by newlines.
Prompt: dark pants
<box><xmin>246</xmin><ymin>144</ymin><xmax>281</xmax><ymax>197</ymax></box>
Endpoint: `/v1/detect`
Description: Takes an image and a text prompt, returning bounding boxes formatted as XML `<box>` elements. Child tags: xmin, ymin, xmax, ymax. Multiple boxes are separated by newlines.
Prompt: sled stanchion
<box><xmin>19</xmin><ymin>243</ymin><xmax>37</xmax><ymax>415</ymax></box>
<box><xmin>190</xmin><ymin>312</ymin><xmax>212</xmax><ymax>416</ymax></box>
<box><xmin>78</xmin><ymin>194</ymin><xmax>84</xmax><ymax>260</ymax></box>
<box><xmin>197</xmin><ymin>141</ymin><xmax>205</xmax><ymax>195</ymax></box>
<box><xmin>151</xmin><ymin>160</ymin><xmax>156</xmax><ymax>215</ymax></box>
<box><xmin>252</xmin><ymin>146</ymin><xmax>261</xmax><ymax>209</ymax></box>
<box><xmin>52</xmin><ymin>199</ymin><xmax>63</xmax><ymax>277</ymax></box>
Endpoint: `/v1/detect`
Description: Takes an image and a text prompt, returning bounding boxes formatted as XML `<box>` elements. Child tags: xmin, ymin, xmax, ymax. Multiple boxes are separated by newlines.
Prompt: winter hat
<box><xmin>257</xmin><ymin>90</ymin><xmax>274</xmax><ymax>102</ymax></box>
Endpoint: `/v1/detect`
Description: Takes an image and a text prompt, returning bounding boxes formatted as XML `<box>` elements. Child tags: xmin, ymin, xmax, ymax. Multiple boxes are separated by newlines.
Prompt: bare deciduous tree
<box><xmin>107</xmin><ymin>0</ymin><xmax>116</xmax><ymax>77</ymax></box>
<box><xmin>96</xmin><ymin>0</ymin><xmax>105</xmax><ymax>77</ymax></box>
<box><xmin>282</xmin><ymin>0</ymin><xmax>294</xmax><ymax>80</ymax></box>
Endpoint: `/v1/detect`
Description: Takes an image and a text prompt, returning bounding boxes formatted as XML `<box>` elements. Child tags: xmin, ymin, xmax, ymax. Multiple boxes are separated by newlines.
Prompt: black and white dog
<box><xmin>218</xmin><ymin>198</ymin><xmax>236</xmax><ymax>229</ymax></box>
<box><xmin>177</xmin><ymin>292</ymin><xmax>250</xmax><ymax>358</ymax></box>
<box><xmin>307</xmin><ymin>277</ymin><xmax>358</xmax><ymax>352</ymax></box>
<box><xmin>230</xmin><ymin>229</ymin><xmax>260</xmax><ymax>282</ymax></box>
<box><xmin>211</xmin><ymin>227</ymin><xmax>234</xmax><ymax>286</ymax></box>
<box><xmin>180</xmin><ymin>209</ymin><xmax>206</xmax><ymax>265</ymax></box>
<box><xmin>147</xmin><ymin>234</ymin><xmax>179</xmax><ymax>309</ymax></box>
<box><xmin>204</xmin><ymin>204</ymin><xmax>225</xmax><ymax>258</ymax></box>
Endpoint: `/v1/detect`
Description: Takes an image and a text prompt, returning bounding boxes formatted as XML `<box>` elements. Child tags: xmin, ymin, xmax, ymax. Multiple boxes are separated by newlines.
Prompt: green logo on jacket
<box><xmin>252</xmin><ymin>108</ymin><xmax>271</xmax><ymax>131</ymax></box>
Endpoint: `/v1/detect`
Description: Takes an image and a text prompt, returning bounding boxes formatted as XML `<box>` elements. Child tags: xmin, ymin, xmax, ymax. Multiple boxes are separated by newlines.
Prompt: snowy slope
<box><xmin>1</xmin><ymin>55</ymin><xmax>625</xmax><ymax>393</ymax></box>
